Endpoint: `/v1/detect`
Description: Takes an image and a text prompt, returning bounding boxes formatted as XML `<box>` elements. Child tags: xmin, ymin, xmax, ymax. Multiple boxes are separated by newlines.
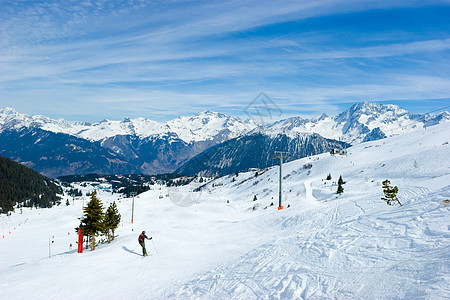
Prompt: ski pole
<box><xmin>151</xmin><ymin>238</ymin><xmax>159</xmax><ymax>254</ymax></box>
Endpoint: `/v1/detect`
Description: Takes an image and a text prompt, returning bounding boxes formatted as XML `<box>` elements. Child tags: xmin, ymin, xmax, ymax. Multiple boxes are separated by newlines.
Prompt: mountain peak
<box><xmin>336</xmin><ymin>102</ymin><xmax>409</xmax><ymax>123</ymax></box>
<box><xmin>0</xmin><ymin>107</ymin><xmax>18</xmax><ymax>115</ymax></box>
<box><xmin>312</xmin><ymin>113</ymin><xmax>328</xmax><ymax>122</ymax></box>
<box><xmin>194</xmin><ymin>110</ymin><xmax>227</xmax><ymax>118</ymax></box>
<box><xmin>347</xmin><ymin>102</ymin><xmax>408</xmax><ymax>115</ymax></box>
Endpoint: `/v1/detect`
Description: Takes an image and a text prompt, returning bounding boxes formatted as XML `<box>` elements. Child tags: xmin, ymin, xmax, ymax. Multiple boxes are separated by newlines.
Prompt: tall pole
<box><xmin>131</xmin><ymin>195</ymin><xmax>134</xmax><ymax>224</ymax></box>
<box><xmin>279</xmin><ymin>155</ymin><xmax>283</xmax><ymax>209</ymax></box>
<box><xmin>272</xmin><ymin>151</ymin><xmax>290</xmax><ymax>210</ymax></box>
<box><xmin>131</xmin><ymin>192</ymin><xmax>137</xmax><ymax>224</ymax></box>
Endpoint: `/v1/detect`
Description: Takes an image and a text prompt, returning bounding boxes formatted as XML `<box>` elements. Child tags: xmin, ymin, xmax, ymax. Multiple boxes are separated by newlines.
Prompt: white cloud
<box><xmin>0</xmin><ymin>0</ymin><xmax>449</xmax><ymax>121</ymax></box>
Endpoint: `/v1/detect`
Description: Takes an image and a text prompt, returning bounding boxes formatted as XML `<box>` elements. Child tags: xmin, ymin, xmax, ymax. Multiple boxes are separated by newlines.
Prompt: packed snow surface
<box><xmin>1</xmin><ymin>122</ymin><xmax>449</xmax><ymax>299</ymax></box>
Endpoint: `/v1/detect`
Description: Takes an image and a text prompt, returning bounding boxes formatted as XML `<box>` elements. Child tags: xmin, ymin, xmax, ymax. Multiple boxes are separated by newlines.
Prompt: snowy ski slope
<box><xmin>1</xmin><ymin>122</ymin><xmax>449</xmax><ymax>299</ymax></box>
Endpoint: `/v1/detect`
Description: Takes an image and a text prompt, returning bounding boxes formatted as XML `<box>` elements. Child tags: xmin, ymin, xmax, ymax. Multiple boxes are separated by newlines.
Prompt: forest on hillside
<box><xmin>0</xmin><ymin>155</ymin><xmax>62</xmax><ymax>213</ymax></box>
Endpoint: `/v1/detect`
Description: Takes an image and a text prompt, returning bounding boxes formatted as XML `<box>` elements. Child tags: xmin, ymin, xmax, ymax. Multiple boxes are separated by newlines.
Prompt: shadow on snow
<box><xmin>122</xmin><ymin>245</ymin><xmax>142</xmax><ymax>256</ymax></box>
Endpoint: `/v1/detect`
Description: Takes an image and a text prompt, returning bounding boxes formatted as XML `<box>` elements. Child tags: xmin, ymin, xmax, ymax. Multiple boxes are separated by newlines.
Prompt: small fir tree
<box><xmin>104</xmin><ymin>201</ymin><xmax>121</xmax><ymax>242</ymax></box>
<box><xmin>326</xmin><ymin>173</ymin><xmax>332</xmax><ymax>180</ymax></box>
<box><xmin>253</xmin><ymin>195</ymin><xmax>257</xmax><ymax>201</ymax></box>
<box><xmin>79</xmin><ymin>192</ymin><xmax>104</xmax><ymax>250</ymax></box>
<box><xmin>337</xmin><ymin>175</ymin><xmax>345</xmax><ymax>194</ymax></box>
<box><xmin>381</xmin><ymin>179</ymin><xmax>402</xmax><ymax>206</ymax></box>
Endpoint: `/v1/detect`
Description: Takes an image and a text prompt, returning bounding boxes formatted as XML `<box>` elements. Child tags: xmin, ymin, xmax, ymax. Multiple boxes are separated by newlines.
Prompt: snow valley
<box><xmin>1</xmin><ymin>120</ymin><xmax>449</xmax><ymax>299</ymax></box>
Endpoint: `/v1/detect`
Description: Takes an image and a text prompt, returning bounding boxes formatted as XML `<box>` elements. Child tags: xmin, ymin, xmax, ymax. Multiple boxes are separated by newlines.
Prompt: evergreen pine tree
<box><xmin>326</xmin><ymin>173</ymin><xmax>332</xmax><ymax>180</ymax></box>
<box><xmin>381</xmin><ymin>179</ymin><xmax>402</xmax><ymax>206</ymax></box>
<box><xmin>253</xmin><ymin>195</ymin><xmax>257</xmax><ymax>201</ymax></box>
<box><xmin>79</xmin><ymin>192</ymin><xmax>104</xmax><ymax>250</ymax></box>
<box><xmin>337</xmin><ymin>175</ymin><xmax>344</xmax><ymax>194</ymax></box>
<box><xmin>104</xmin><ymin>201</ymin><xmax>121</xmax><ymax>242</ymax></box>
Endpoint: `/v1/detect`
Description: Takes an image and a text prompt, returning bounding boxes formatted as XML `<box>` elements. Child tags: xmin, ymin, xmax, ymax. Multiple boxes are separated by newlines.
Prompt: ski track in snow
<box><xmin>169</xmin><ymin>187</ymin><xmax>449</xmax><ymax>299</ymax></box>
<box><xmin>304</xmin><ymin>179</ymin><xmax>317</xmax><ymax>202</ymax></box>
<box><xmin>1</xmin><ymin>122</ymin><xmax>449</xmax><ymax>299</ymax></box>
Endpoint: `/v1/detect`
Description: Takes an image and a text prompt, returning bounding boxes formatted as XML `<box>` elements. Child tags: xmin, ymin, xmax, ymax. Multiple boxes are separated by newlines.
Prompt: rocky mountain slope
<box><xmin>0</xmin><ymin>102</ymin><xmax>447</xmax><ymax>177</ymax></box>
<box><xmin>0</xmin><ymin>109</ymin><xmax>255</xmax><ymax>176</ymax></box>
<box><xmin>177</xmin><ymin>132</ymin><xmax>349</xmax><ymax>176</ymax></box>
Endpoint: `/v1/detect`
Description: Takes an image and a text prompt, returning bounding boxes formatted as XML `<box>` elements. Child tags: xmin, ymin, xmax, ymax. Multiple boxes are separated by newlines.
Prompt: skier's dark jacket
<box><xmin>138</xmin><ymin>233</ymin><xmax>148</xmax><ymax>243</ymax></box>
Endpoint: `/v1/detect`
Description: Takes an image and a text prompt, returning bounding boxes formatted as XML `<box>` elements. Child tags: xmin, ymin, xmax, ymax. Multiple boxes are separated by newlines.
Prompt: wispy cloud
<box><xmin>1</xmin><ymin>0</ymin><xmax>449</xmax><ymax>121</ymax></box>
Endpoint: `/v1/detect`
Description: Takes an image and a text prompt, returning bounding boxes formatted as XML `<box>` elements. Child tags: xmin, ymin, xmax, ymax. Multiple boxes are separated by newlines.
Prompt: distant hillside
<box><xmin>177</xmin><ymin>132</ymin><xmax>349</xmax><ymax>176</ymax></box>
<box><xmin>0</xmin><ymin>155</ymin><xmax>63</xmax><ymax>213</ymax></box>
<box><xmin>0</xmin><ymin>128</ymin><xmax>137</xmax><ymax>178</ymax></box>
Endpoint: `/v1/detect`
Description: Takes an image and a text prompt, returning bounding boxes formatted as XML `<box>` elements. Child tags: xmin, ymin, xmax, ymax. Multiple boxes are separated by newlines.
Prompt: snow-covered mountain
<box><xmin>2</xmin><ymin>102</ymin><xmax>447</xmax><ymax>146</ymax></box>
<box><xmin>177</xmin><ymin>102</ymin><xmax>448</xmax><ymax>176</ymax></box>
<box><xmin>0</xmin><ymin>108</ymin><xmax>255</xmax><ymax>143</ymax></box>
<box><xmin>0</xmin><ymin>108</ymin><xmax>257</xmax><ymax>176</ymax></box>
<box><xmin>0</xmin><ymin>102</ymin><xmax>448</xmax><ymax>177</ymax></box>
<box><xmin>267</xmin><ymin>102</ymin><xmax>449</xmax><ymax>143</ymax></box>
<box><xmin>1</xmin><ymin>121</ymin><xmax>449</xmax><ymax>299</ymax></box>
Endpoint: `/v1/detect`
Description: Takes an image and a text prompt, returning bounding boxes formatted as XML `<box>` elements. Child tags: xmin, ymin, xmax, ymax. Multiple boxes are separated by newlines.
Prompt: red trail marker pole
<box><xmin>77</xmin><ymin>229</ymin><xmax>84</xmax><ymax>253</ymax></box>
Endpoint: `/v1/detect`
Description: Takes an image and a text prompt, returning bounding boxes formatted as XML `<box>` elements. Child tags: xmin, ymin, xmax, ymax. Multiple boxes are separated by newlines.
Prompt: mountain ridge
<box><xmin>176</xmin><ymin>132</ymin><xmax>350</xmax><ymax>177</ymax></box>
<box><xmin>266</xmin><ymin>102</ymin><xmax>448</xmax><ymax>143</ymax></box>
<box><xmin>0</xmin><ymin>108</ymin><xmax>256</xmax><ymax>143</ymax></box>
<box><xmin>0</xmin><ymin>102</ymin><xmax>448</xmax><ymax>177</ymax></box>
<box><xmin>2</xmin><ymin>102</ymin><xmax>448</xmax><ymax>144</ymax></box>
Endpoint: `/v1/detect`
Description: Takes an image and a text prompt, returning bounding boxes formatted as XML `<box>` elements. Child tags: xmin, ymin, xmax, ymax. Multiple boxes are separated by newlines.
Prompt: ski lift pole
<box><xmin>279</xmin><ymin>155</ymin><xmax>283</xmax><ymax>209</ymax></box>
<box><xmin>131</xmin><ymin>192</ymin><xmax>137</xmax><ymax>224</ymax></box>
<box><xmin>272</xmin><ymin>151</ymin><xmax>290</xmax><ymax>210</ymax></box>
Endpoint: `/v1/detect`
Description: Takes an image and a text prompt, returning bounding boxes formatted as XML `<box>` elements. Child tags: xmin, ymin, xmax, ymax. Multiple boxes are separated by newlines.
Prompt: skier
<box><xmin>138</xmin><ymin>231</ymin><xmax>152</xmax><ymax>256</ymax></box>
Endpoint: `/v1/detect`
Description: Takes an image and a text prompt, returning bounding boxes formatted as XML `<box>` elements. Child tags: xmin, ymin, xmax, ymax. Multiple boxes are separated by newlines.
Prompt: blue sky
<box><xmin>1</xmin><ymin>0</ymin><xmax>449</xmax><ymax>122</ymax></box>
